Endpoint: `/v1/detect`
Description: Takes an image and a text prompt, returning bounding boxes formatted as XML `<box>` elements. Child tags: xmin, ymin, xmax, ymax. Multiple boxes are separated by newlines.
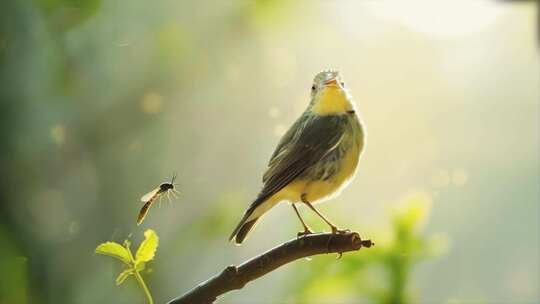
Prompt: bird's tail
<box><xmin>229</xmin><ymin>195</ymin><xmax>276</xmax><ymax>244</ymax></box>
<box><xmin>229</xmin><ymin>215</ymin><xmax>259</xmax><ymax>245</ymax></box>
<box><xmin>229</xmin><ymin>198</ymin><xmax>268</xmax><ymax>244</ymax></box>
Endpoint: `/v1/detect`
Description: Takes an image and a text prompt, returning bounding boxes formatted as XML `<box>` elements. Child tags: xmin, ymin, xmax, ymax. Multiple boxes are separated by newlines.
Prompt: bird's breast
<box><xmin>302</xmin><ymin>115</ymin><xmax>364</xmax><ymax>203</ymax></box>
<box><xmin>270</xmin><ymin>114</ymin><xmax>364</xmax><ymax>204</ymax></box>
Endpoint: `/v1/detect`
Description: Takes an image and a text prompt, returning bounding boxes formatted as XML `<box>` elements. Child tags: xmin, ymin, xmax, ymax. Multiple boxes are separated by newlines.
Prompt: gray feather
<box><xmin>247</xmin><ymin>114</ymin><xmax>350</xmax><ymax>214</ymax></box>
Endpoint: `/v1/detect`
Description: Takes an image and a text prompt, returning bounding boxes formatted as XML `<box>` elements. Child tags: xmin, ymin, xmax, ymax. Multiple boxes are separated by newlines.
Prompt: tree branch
<box><xmin>167</xmin><ymin>232</ymin><xmax>374</xmax><ymax>304</ymax></box>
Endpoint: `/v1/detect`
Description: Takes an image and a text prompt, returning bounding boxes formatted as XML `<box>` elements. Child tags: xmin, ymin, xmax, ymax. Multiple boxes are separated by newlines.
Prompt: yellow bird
<box><xmin>229</xmin><ymin>70</ymin><xmax>365</xmax><ymax>244</ymax></box>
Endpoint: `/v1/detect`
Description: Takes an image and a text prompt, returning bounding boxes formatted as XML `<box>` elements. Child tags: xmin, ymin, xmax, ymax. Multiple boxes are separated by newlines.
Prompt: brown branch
<box><xmin>167</xmin><ymin>232</ymin><xmax>374</xmax><ymax>304</ymax></box>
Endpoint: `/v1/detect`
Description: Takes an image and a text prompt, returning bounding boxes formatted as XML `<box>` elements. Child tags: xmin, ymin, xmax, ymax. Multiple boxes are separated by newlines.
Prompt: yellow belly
<box><xmin>272</xmin><ymin>144</ymin><xmax>360</xmax><ymax>204</ymax></box>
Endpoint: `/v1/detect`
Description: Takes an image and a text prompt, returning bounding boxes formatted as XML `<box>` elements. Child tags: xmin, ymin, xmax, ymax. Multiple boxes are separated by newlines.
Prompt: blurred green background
<box><xmin>1</xmin><ymin>1</ymin><xmax>538</xmax><ymax>303</ymax></box>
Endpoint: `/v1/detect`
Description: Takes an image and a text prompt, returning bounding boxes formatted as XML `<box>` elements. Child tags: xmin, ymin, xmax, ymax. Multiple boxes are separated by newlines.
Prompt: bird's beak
<box><xmin>324</xmin><ymin>78</ymin><xmax>338</xmax><ymax>87</ymax></box>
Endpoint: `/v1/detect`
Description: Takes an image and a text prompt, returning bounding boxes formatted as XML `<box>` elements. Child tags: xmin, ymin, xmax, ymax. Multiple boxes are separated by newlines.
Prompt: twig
<box><xmin>167</xmin><ymin>232</ymin><xmax>373</xmax><ymax>304</ymax></box>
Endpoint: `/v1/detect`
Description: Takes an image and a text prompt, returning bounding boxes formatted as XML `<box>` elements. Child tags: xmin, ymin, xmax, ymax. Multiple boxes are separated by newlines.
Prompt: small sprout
<box><xmin>116</xmin><ymin>269</ymin><xmax>134</xmax><ymax>286</ymax></box>
<box><xmin>136</xmin><ymin>229</ymin><xmax>159</xmax><ymax>268</ymax></box>
<box><xmin>95</xmin><ymin>242</ymin><xmax>131</xmax><ymax>265</ymax></box>
<box><xmin>95</xmin><ymin>229</ymin><xmax>159</xmax><ymax>304</ymax></box>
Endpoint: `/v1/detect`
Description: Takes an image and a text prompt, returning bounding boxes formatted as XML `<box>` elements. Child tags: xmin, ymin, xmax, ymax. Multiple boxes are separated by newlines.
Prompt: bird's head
<box><xmin>309</xmin><ymin>70</ymin><xmax>354</xmax><ymax>115</ymax></box>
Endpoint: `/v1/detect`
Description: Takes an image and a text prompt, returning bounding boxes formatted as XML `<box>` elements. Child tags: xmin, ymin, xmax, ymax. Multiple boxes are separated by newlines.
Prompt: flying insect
<box><xmin>137</xmin><ymin>173</ymin><xmax>180</xmax><ymax>225</ymax></box>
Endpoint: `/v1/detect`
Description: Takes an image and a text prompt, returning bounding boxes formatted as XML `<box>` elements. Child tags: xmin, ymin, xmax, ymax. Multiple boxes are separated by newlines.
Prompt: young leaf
<box><xmin>124</xmin><ymin>239</ymin><xmax>132</xmax><ymax>250</ymax></box>
<box><xmin>136</xmin><ymin>261</ymin><xmax>146</xmax><ymax>272</ymax></box>
<box><xmin>116</xmin><ymin>269</ymin><xmax>134</xmax><ymax>286</ymax></box>
<box><xmin>95</xmin><ymin>242</ymin><xmax>131</xmax><ymax>265</ymax></box>
<box><xmin>95</xmin><ymin>230</ymin><xmax>158</xmax><ymax>304</ymax></box>
<box><xmin>135</xmin><ymin>229</ymin><xmax>159</xmax><ymax>265</ymax></box>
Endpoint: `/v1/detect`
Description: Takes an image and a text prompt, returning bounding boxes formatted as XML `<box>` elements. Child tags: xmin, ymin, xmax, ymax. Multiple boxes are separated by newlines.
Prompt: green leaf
<box><xmin>136</xmin><ymin>261</ymin><xmax>146</xmax><ymax>272</ymax></box>
<box><xmin>116</xmin><ymin>269</ymin><xmax>133</xmax><ymax>286</ymax></box>
<box><xmin>135</xmin><ymin>229</ymin><xmax>159</xmax><ymax>265</ymax></box>
<box><xmin>95</xmin><ymin>242</ymin><xmax>131</xmax><ymax>265</ymax></box>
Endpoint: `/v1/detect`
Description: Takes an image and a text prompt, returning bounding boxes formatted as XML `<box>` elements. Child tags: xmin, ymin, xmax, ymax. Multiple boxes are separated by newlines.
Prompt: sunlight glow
<box><xmin>273</xmin><ymin>124</ymin><xmax>287</xmax><ymax>137</ymax></box>
<box><xmin>431</xmin><ymin>170</ymin><xmax>450</xmax><ymax>188</ymax></box>
<box><xmin>366</xmin><ymin>0</ymin><xmax>505</xmax><ymax>37</ymax></box>
<box><xmin>451</xmin><ymin>169</ymin><xmax>469</xmax><ymax>187</ymax></box>
<box><xmin>141</xmin><ymin>92</ymin><xmax>163</xmax><ymax>114</ymax></box>
<box><xmin>50</xmin><ymin>124</ymin><xmax>66</xmax><ymax>145</ymax></box>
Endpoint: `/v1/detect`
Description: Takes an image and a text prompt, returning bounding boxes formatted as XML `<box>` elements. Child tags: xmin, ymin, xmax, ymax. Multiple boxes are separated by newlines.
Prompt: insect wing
<box><xmin>141</xmin><ymin>188</ymin><xmax>160</xmax><ymax>202</ymax></box>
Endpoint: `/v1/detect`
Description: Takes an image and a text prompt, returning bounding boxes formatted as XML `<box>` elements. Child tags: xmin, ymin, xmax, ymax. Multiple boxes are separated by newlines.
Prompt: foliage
<box><xmin>0</xmin><ymin>228</ymin><xmax>28</xmax><ymax>304</ymax></box>
<box><xmin>289</xmin><ymin>193</ymin><xmax>448</xmax><ymax>304</ymax></box>
<box><xmin>32</xmin><ymin>0</ymin><xmax>102</xmax><ymax>32</ymax></box>
<box><xmin>95</xmin><ymin>229</ymin><xmax>159</xmax><ymax>304</ymax></box>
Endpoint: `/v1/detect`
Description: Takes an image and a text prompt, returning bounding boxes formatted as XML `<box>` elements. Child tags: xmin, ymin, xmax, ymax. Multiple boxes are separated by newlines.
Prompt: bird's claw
<box><xmin>297</xmin><ymin>229</ymin><xmax>314</xmax><ymax>239</ymax></box>
<box><xmin>327</xmin><ymin>227</ymin><xmax>350</xmax><ymax>254</ymax></box>
<box><xmin>331</xmin><ymin>226</ymin><xmax>350</xmax><ymax>234</ymax></box>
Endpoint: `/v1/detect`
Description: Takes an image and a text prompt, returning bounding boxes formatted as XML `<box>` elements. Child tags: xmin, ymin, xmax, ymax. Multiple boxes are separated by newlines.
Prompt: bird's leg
<box><xmin>292</xmin><ymin>203</ymin><xmax>313</xmax><ymax>238</ymax></box>
<box><xmin>301</xmin><ymin>194</ymin><xmax>350</xmax><ymax>256</ymax></box>
<box><xmin>301</xmin><ymin>194</ymin><xmax>349</xmax><ymax>234</ymax></box>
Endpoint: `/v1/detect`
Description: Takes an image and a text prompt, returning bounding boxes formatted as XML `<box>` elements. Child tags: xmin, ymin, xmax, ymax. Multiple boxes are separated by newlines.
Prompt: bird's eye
<box><xmin>311</xmin><ymin>85</ymin><xmax>316</xmax><ymax>91</ymax></box>
<box><xmin>340</xmin><ymin>82</ymin><xmax>345</xmax><ymax>87</ymax></box>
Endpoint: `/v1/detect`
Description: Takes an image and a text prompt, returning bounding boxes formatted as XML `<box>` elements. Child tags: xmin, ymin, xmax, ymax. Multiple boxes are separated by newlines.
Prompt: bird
<box><xmin>229</xmin><ymin>70</ymin><xmax>365</xmax><ymax>244</ymax></box>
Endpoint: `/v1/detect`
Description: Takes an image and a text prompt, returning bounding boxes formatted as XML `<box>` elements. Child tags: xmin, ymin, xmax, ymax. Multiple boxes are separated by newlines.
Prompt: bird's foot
<box><xmin>331</xmin><ymin>226</ymin><xmax>350</xmax><ymax>235</ymax></box>
<box><xmin>297</xmin><ymin>228</ymin><xmax>314</xmax><ymax>239</ymax></box>
<box><xmin>327</xmin><ymin>227</ymin><xmax>350</xmax><ymax>257</ymax></box>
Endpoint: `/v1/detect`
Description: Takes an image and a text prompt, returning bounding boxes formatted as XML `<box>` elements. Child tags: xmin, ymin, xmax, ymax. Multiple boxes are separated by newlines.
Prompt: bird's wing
<box><xmin>265</xmin><ymin>114</ymin><xmax>308</xmax><ymax>175</ymax></box>
<box><xmin>252</xmin><ymin>115</ymin><xmax>347</xmax><ymax>212</ymax></box>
